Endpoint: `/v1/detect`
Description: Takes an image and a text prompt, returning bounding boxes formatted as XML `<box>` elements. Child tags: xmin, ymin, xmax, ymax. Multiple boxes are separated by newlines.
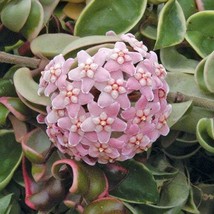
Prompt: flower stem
<box><xmin>167</xmin><ymin>91</ymin><xmax>214</xmax><ymax>111</ymax></box>
<box><xmin>0</xmin><ymin>51</ymin><xmax>41</xmax><ymax>68</ymax></box>
<box><xmin>195</xmin><ymin>0</ymin><xmax>204</xmax><ymax>11</ymax></box>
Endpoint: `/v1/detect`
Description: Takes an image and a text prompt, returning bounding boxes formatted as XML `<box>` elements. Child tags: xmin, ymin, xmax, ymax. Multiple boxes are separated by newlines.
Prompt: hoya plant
<box><xmin>0</xmin><ymin>0</ymin><xmax>214</xmax><ymax>213</ymax></box>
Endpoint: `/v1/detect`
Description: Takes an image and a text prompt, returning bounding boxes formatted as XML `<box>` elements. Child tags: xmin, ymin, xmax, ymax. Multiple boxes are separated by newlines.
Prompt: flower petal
<box><xmin>117</xmin><ymin>94</ymin><xmax>130</xmax><ymax>109</ymax></box>
<box><xmin>98</xmin><ymin>92</ymin><xmax>113</xmax><ymax>108</ymax></box>
<box><xmin>94</xmin><ymin>67</ymin><xmax>110</xmax><ymax>82</ymax></box>
<box><xmin>68</xmin><ymin>67</ymin><xmax>82</xmax><ymax>81</ymax></box>
<box><xmin>112</xmin><ymin>118</ymin><xmax>127</xmax><ymax>132</ymax></box>
<box><xmin>81</xmin><ymin>117</ymin><xmax>96</xmax><ymax>132</ymax></box>
<box><xmin>88</xmin><ymin>101</ymin><xmax>102</xmax><ymax>116</ymax></box>
<box><xmin>77</xmin><ymin>50</ymin><xmax>91</xmax><ymax>64</ymax></box>
<box><xmin>68</xmin><ymin>132</ymin><xmax>81</xmax><ymax>146</ymax></box>
<box><xmin>81</xmin><ymin>78</ymin><xmax>94</xmax><ymax>93</ymax></box>
<box><xmin>97</xmin><ymin>130</ymin><xmax>111</xmax><ymax>143</ymax></box>
<box><xmin>58</xmin><ymin>117</ymin><xmax>71</xmax><ymax>130</ymax></box>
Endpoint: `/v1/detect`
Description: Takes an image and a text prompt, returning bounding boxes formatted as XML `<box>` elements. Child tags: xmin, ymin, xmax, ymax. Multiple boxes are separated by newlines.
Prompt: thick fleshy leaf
<box><xmin>52</xmin><ymin>159</ymin><xmax>89</xmax><ymax>195</ymax></box>
<box><xmin>30</xmin><ymin>33</ymin><xmax>79</xmax><ymax>58</ymax></box>
<box><xmin>82</xmin><ymin>165</ymin><xmax>108</xmax><ymax>202</ymax></box>
<box><xmin>155</xmin><ymin>0</ymin><xmax>186</xmax><ymax>49</ymax></box>
<box><xmin>185</xmin><ymin>11</ymin><xmax>214</xmax><ymax>58</ymax></box>
<box><xmin>31</xmin><ymin>150</ymin><xmax>59</xmax><ymax>182</ymax></box>
<box><xmin>183</xmin><ymin>187</ymin><xmax>200</xmax><ymax>214</ymax></box>
<box><xmin>13</xmin><ymin>67</ymin><xmax>51</xmax><ymax>106</ymax></box>
<box><xmin>22</xmin><ymin>128</ymin><xmax>52</xmax><ymax>164</ymax></box>
<box><xmin>194</xmin><ymin>57</ymin><xmax>209</xmax><ymax>92</ymax></box>
<box><xmin>110</xmin><ymin>160</ymin><xmax>159</xmax><ymax>204</ymax></box>
<box><xmin>0</xmin><ymin>78</ymin><xmax>17</xmax><ymax>97</ymax></box>
<box><xmin>196</xmin><ymin>118</ymin><xmax>214</xmax><ymax>153</ymax></box>
<box><xmin>74</xmin><ymin>0</ymin><xmax>147</xmax><ymax>36</ymax></box>
<box><xmin>163</xmin><ymin>137</ymin><xmax>200</xmax><ymax>159</ymax></box>
<box><xmin>166</xmin><ymin>72</ymin><xmax>214</xmax><ymax>105</ymax></box>
<box><xmin>139</xmin><ymin>172</ymin><xmax>190</xmax><ymax>214</ymax></box>
<box><xmin>0</xmin><ymin>103</ymin><xmax>9</xmax><ymax>127</ymax></box>
<box><xmin>144</xmin><ymin>153</ymin><xmax>179</xmax><ymax>179</ymax></box>
<box><xmin>172</xmin><ymin>106</ymin><xmax>214</xmax><ymax>134</ymax></box>
<box><xmin>160</xmin><ymin>46</ymin><xmax>199</xmax><ymax>74</ymax></box>
<box><xmin>0</xmin><ymin>97</ymin><xmax>32</xmax><ymax>121</ymax></box>
<box><xmin>83</xmin><ymin>197</ymin><xmax>130</xmax><ymax>214</ymax></box>
<box><xmin>203</xmin><ymin>0</ymin><xmax>214</xmax><ymax>10</ymax></box>
<box><xmin>193</xmin><ymin>184</ymin><xmax>214</xmax><ymax>214</ymax></box>
<box><xmin>204</xmin><ymin>51</ymin><xmax>214</xmax><ymax>93</ymax></box>
<box><xmin>63</xmin><ymin>2</ymin><xmax>85</xmax><ymax>20</ymax></box>
<box><xmin>40</xmin><ymin>0</ymin><xmax>60</xmax><ymax>24</ymax></box>
<box><xmin>177</xmin><ymin>0</ymin><xmax>197</xmax><ymax>19</ymax></box>
<box><xmin>1</xmin><ymin>0</ymin><xmax>31</xmax><ymax>32</ymax></box>
<box><xmin>62</xmin><ymin>35</ymin><xmax>120</xmax><ymax>58</ymax></box>
<box><xmin>20</xmin><ymin>0</ymin><xmax>44</xmax><ymax>41</ymax></box>
<box><xmin>22</xmin><ymin>158</ymin><xmax>65</xmax><ymax>211</ymax></box>
<box><xmin>140</xmin><ymin>9</ymin><xmax>157</xmax><ymax>40</ymax></box>
<box><xmin>0</xmin><ymin>194</ymin><xmax>13</xmax><ymax>214</ymax></box>
<box><xmin>0</xmin><ymin>130</ymin><xmax>22</xmax><ymax>191</ymax></box>
<box><xmin>167</xmin><ymin>101</ymin><xmax>192</xmax><ymax>127</ymax></box>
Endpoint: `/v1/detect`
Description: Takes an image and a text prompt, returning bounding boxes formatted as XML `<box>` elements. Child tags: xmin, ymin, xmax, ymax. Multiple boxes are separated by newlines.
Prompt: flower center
<box><xmin>64</xmin><ymin>85</ymin><xmax>80</xmax><ymax>104</ymax></box>
<box><xmin>70</xmin><ymin>115</ymin><xmax>85</xmax><ymax>135</ymax></box>
<box><xmin>156</xmin><ymin>114</ymin><xmax>167</xmax><ymax>129</ymax></box>
<box><xmin>48</xmin><ymin>63</ymin><xmax>62</xmax><ymax>83</ymax></box>
<box><xmin>79</xmin><ymin>58</ymin><xmax>98</xmax><ymax>78</ymax></box>
<box><xmin>134</xmin><ymin>68</ymin><xmax>152</xmax><ymax>86</ymax></box>
<box><xmin>133</xmin><ymin>108</ymin><xmax>151</xmax><ymax>124</ymax></box>
<box><xmin>92</xmin><ymin>112</ymin><xmax>115</xmax><ymax>132</ymax></box>
<box><xmin>154</xmin><ymin>63</ymin><xmax>166</xmax><ymax>79</ymax></box>
<box><xmin>110</xmin><ymin>48</ymin><xmax>131</xmax><ymax>64</ymax></box>
<box><xmin>129</xmin><ymin>133</ymin><xmax>144</xmax><ymax>146</ymax></box>
<box><xmin>104</xmin><ymin>78</ymin><xmax>126</xmax><ymax>99</ymax></box>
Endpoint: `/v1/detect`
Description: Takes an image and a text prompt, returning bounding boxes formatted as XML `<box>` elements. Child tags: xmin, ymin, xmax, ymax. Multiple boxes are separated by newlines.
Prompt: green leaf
<box><xmin>195</xmin><ymin>57</ymin><xmax>209</xmax><ymax>92</ymax></box>
<box><xmin>0</xmin><ymin>130</ymin><xmax>22</xmax><ymax>191</ymax></box>
<box><xmin>203</xmin><ymin>0</ymin><xmax>214</xmax><ymax>10</ymax></box>
<box><xmin>204</xmin><ymin>51</ymin><xmax>214</xmax><ymax>93</ymax></box>
<box><xmin>0</xmin><ymin>193</ymin><xmax>13</xmax><ymax>214</ymax></box>
<box><xmin>172</xmin><ymin>106</ymin><xmax>214</xmax><ymax>133</ymax></box>
<box><xmin>166</xmin><ymin>72</ymin><xmax>214</xmax><ymax>104</ymax></box>
<box><xmin>160</xmin><ymin>46</ymin><xmax>199</xmax><ymax>74</ymax></box>
<box><xmin>155</xmin><ymin>0</ymin><xmax>186</xmax><ymax>49</ymax></box>
<box><xmin>74</xmin><ymin>0</ymin><xmax>147</xmax><ymax>36</ymax></box>
<box><xmin>20</xmin><ymin>0</ymin><xmax>44</xmax><ymax>41</ymax></box>
<box><xmin>1</xmin><ymin>0</ymin><xmax>31</xmax><ymax>32</ymax></box>
<box><xmin>185</xmin><ymin>11</ymin><xmax>214</xmax><ymax>58</ymax></box>
<box><xmin>13</xmin><ymin>67</ymin><xmax>51</xmax><ymax>106</ymax></box>
<box><xmin>177</xmin><ymin>0</ymin><xmax>197</xmax><ymax>19</ymax></box>
<box><xmin>83</xmin><ymin>197</ymin><xmax>130</xmax><ymax>214</ymax></box>
<box><xmin>0</xmin><ymin>103</ymin><xmax>9</xmax><ymax>127</ymax></box>
<box><xmin>168</xmin><ymin>101</ymin><xmax>193</xmax><ymax>127</ymax></box>
<box><xmin>30</xmin><ymin>33</ymin><xmax>79</xmax><ymax>58</ymax></box>
<box><xmin>22</xmin><ymin>128</ymin><xmax>52</xmax><ymax>164</ymax></box>
<box><xmin>62</xmin><ymin>35</ymin><xmax>120</xmax><ymax>58</ymax></box>
<box><xmin>0</xmin><ymin>78</ymin><xmax>17</xmax><ymax>97</ymax></box>
<box><xmin>139</xmin><ymin>172</ymin><xmax>190</xmax><ymax>214</ymax></box>
<box><xmin>196</xmin><ymin>118</ymin><xmax>214</xmax><ymax>153</ymax></box>
<box><xmin>110</xmin><ymin>160</ymin><xmax>159</xmax><ymax>204</ymax></box>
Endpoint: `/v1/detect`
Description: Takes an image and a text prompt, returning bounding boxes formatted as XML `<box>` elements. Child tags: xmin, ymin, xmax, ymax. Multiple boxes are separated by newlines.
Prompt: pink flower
<box><xmin>38</xmin><ymin>54</ymin><xmax>73</xmax><ymax>96</ymax></box>
<box><xmin>81</xmin><ymin>102</ymin><xmax>127</xmax><ymax>143</ymax></box>
<box><xmin>68</xmin><ymin>50</ymin><xmax>110</xmax><ymax>93</ymax></box>
<box><xmin>121</xmin><ymin>33</ymin><xmax>148</xmax><ymax>57</ymax></box>
<box><xmin>104</xmin><ymin>42</ymin><xmax>142</xmax><ymax>75</ymax></box>
<box><xmin>119</xmin><ymin>124</ymin><xmax>151</xmax><ymax>159</ymax></box>
<box><xmin>57</xmin><ymin>107</ymin><xmax>87</xmax><ymax>146</ymax></box>
<box><xmin>37</xmin><ymin>33</ymin><xmax>171</xmax><ymax>165</ymax></box>
<box><xmin>51</xmin><ymin>81</ymin><xmax>93</xmax><ymax>118</ymax></box>
<box><xmin>96</xmin><ymin>72</ymin><xmax>130</xmax><ymax>109</ymax></box>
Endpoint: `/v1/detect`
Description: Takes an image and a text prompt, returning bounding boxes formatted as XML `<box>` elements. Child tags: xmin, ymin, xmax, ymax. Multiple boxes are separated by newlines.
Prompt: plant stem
<box><xmin>167</xmin><ymin>91</ymin><xmax>214</xmax><ymax>111</ymax></box>
<box><xmin>0</xmin><ymin>51</ymin><xmax>41</xmax><ymax>68</ymax></box>
<box><xmin>195</xmin><ymin>0</ymin><xmax>204</xmax><ymax>11</ymax></box>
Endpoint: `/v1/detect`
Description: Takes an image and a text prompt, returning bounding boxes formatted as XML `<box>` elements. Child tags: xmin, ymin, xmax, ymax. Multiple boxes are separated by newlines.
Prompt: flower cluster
<box><xmin>38</xmin><ymin>33</ymin><xmax>171</xmax><ymax>165</ymax></box>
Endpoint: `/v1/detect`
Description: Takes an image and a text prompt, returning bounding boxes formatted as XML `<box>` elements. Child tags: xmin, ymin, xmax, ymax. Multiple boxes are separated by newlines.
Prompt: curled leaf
<box><xmin>13</xmin><ymin>67</ymin><xmax>51</xmax><ymax>106</ymax></box>
<box><xmin>21</xmin><ymin>128</ymin><xmax>52</xmax><ymax>164</ymax></box>
<box><xmin>196</xmin><ymin>118</ymin><xmax>214</xmax><ymax>153</ymax></box>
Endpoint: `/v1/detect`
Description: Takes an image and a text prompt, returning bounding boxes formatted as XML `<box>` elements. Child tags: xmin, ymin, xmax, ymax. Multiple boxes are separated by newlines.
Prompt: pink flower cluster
<box><xmin>38</xmin><ymin>33</ymin><xmax>171</xmax><ymax>165</ymax></box>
